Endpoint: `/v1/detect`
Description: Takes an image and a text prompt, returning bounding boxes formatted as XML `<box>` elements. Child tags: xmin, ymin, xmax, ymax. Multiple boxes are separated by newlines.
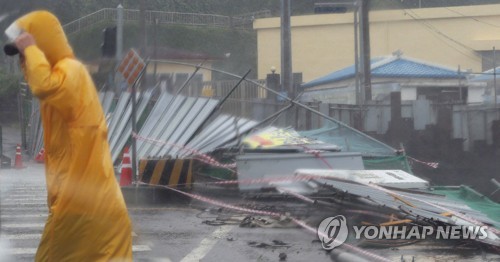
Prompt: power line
<box><xmin>445</xmin><ymin>7</ymin><xmax>500</xmax><ymax>28</ymax></box>
<box><xmin>383</xmin><ymin>0</ymin><xmax>488</xmax><ymax>64</ymax></box>
<box><xmin>404</xmin><ymin>8</ymin><xmax>482</xmax><ymax>63</ymax></box>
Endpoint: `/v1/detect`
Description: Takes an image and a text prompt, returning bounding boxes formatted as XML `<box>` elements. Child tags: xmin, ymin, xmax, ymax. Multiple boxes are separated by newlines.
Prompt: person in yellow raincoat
<box><xmin>3</xmin><ymin>11</ymin><xmax>133</xmax><ymax>261</ymax></box>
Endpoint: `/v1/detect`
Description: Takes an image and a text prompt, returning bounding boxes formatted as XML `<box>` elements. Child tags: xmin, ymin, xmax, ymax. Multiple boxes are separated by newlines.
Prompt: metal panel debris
<box><xmin>183</xmin><ymin>116</ymin><xmax>259</xmax><ymax>157</ymax></box>
<box><xmin>110</xmin><ymin>89</ymin><xmax>154</xmax><ymax>162</ymax></box>
<box><xmin>307</xmin><ymin>177</ymin><xmax>500</xmax><ymax>247</ymax></box>
<box><xmin>236</xmin><ymin>152</ymin><xmax>364</xmax><ymax>191</ymax></box>
<box><xmin>101</xmin><ymin>91</ymin><xmax>115</xmax><ymax>118</ymax></box>
<box><xmin>296</xmin><ymin>169</ymin><xmax>429</xmax><ymax>189</ymax></box>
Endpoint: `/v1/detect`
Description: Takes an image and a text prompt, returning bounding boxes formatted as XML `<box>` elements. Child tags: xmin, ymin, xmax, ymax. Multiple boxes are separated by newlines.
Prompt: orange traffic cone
<box><xmin>119</xmin><ymin>147</ymin><xmax>132</xmax><ymax>186</ymax></box>
<box><xmin>14</xmin><ymin>144</ymin><xmax>25</xmax><ymax>169</ymax></box>
<box><xmin>35</xmin><ymin>148</ymin><xmax>45</xmax><ymax>163</ymax></box>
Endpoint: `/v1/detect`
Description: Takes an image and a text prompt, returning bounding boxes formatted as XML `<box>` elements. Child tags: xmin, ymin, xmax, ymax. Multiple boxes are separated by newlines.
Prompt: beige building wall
<box><xmin>254</xmin><ymin>4</ymin><xmax>500</xmax><ymax>83</ymax></box>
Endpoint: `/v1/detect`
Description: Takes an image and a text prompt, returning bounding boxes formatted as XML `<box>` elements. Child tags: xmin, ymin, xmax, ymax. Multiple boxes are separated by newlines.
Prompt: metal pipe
<box><xmin>458</xmin><ymin>66</ymin><xmax>463</xmax><ymax>103</ymax></box>
<box><xmin>215</xmin><ymin>103</ymin><xmax>295</xmax><ymax>151</ymax></box>
<box><xmin>116</xmin><ymin>4</ymin><xmax>124</xmax><ymax>60</ymax></box>
<box><xmin>130</xmin><ymin>62</ymin><xmax>149</xmax><ymax>186</ymax></box>
<box><xmin>217</xmin><ymin>70</ymin><xmax>252</xmax><ymax>108</ymax></box>
<box><xmin>153</xmin><ymin>17</ymin><xmax>158</xmax><ymax>80</ymax></box>
<box><xmin>281</xmin><ymin>0</ymin><xmax>293</xmax><ymax>97</ymax></box>
<box><xmin>494</xmin><ymin>47</ymin><xmax>497</xmax><ymax>106</ymax></box>
<box><xmin>150</xmin><ymin>59</ymin><xmax>397</xmax><ymax>152</ymax></box>
<box><xmin>175</xmin><ymin>62</ymin><xmax>205</xmax><ymax>97</ymax></box>
<box><xmin>17</xmin><ymin>89</ymin><xmax>24</xmax><ymax>153</ymax></box>
<box><xmin>490</xmin><ymin>178</ymin><xmax>500</xmax><ymax>197</ymax></box>
<box><xmin>211</xmin><ymin>95</ymin><xmax>299</xmax><ymax>151</ymax></box>
<box><xmin>137</xmin><ymin>62</ymin><xmax>205</xmax><ymax>158</ymax></box>
<box><xmin>354</xmin><ymin>1</ymin><xmax>361</xmax><ymax>105</ymax></box>
<box><xmin>186</xmin><ymin>70</ymin><xmax>251</xmax><ymax>145</ymax></box>
<box><xmin>359</xmin><ymin>0</ymin><xmax>371</xmax><ymax>103</ymax></box>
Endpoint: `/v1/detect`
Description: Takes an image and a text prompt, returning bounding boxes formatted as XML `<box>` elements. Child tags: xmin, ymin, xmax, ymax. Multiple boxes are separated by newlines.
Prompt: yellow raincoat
<box><xmin>13</xmin><ymin>11</ymin><xmax>132</xmax><ymax>261</ymax></box>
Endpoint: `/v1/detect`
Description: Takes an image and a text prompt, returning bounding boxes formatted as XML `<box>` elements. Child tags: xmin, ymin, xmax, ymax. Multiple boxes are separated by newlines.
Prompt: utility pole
<box><xmin>19</xmin><ymin>83</ymin><xmax>28</xmax><ymax>152</ymax></box>
<box><xmin>359</xmin><ymin>0</ymin><xmax>371</xmax><ymax>103</ymax></box>
<box><xmin>353</xmin><ymin>1</ymin><xmax>361</xmax><ymax>105</ymax></box>
<box><xmin>458</xmin><ymin>65</ymin><xmax>463</xmax><ymax>102</ymax></box>
<box><xmin>139</xmin><ymin>0</ymin><xmax>147</xmax><ymax>89</ymax></box>
<box><xmin>281</xmin><ymin>0</ymin><xmax>293</xmax><ymax>98</ymax></box>
<box><xmin>139</xmin><ymin>0</ymin><xmax>147</xmax><ymax>54</ymax></box>
<box><xmin>116</xmin><ymin>4</ymin><xmax>124</xmax><ymax>61</ymax></box>
<box><xmin>494</xmin><ymin>47</ymin><xmax>497</xmax><ymax>106</ymax></box>
<box><xmin>153</xmin><ymin>17</ymin><xmax>158</xmax><ymax>80</ymax></box>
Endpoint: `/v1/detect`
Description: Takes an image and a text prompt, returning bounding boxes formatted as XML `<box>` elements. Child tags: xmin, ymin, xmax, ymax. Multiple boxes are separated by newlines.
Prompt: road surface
<box><xmin>1</xmin><ymin>125</ymin><xmax>498</xmax><ymax>261</ymax></box>
<box><xmin>0</xmin><ymin>162</ymin><xmax>332</xmax><ymax>261</ymax></box>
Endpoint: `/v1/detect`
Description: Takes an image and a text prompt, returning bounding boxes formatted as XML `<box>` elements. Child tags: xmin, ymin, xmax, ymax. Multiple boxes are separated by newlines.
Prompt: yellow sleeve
<box><xmin>23</xmin><ymin>45</ymin><xmax>81</xmax><ymax>119</ymax></box>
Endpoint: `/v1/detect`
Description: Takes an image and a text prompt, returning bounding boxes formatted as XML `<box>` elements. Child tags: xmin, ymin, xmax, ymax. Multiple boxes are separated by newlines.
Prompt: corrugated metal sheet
<box><xmin>110</xmin><ymin>89</ymin><xmax>154</xmax><ymax>162</ymax></box>
<box><xmin>107</xmin><ymin>92</ymin><xmax>131</xmax><ymax>132</ymax></box>
<box><xmin>182</xmin><ymin>115</ymin><xmax>259</xmax><ymax>157</ymax></box>
<box><xmin>135</xmin><ymin>95</ymin><xmax>224</xmax><ymax>159</ymax></box>
<box><xmin>137</xmin><ymin>95</ymin><xmax>185</xmax><ymax>158</ymax></box>
<box><xmin>134</xmin><ymin>92</ymin><xmax>173</xmax><ymax>157</ymax></box>
<box><xmin>98</xmin><ymin>91</ymin><xmax>105</xmax><ymax>103</ymax></box>
<box><xmin>162</xmin><ymin>99</ymin><xmax>219</xmax><ymax>157</ymax></box>
<box><xmin>182</xmin><ymin>114</ymin><xmax>233</xmax><ymax>155</ymax></box>
<box><xmin>101</xmin><ymin>91</ymin><xmax>115</xmax><ymax>117</ymax></box>
<box><xmin>108</xmin><ymin>92</ymin><xmax>140</xmax><ymax>151</ymax></box>
<box><xmin>154</xmin><ymin>97</ymin><xmax>218</xmax><ymax>157</ymax></box>
<box><xmin>28</xmin><ymin>99</ymin><xmax>43</xmax><ymax>157</ymax></box>
<box><xmin>144</xmin><ymin>96</ymin><xmax>198</xmax><ymax>157</ymax></box>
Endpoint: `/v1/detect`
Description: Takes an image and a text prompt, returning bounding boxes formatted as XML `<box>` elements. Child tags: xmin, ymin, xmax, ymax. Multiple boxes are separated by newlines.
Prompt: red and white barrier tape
<box><xmin>132</xmin><ymin>132</ymin><xmax>236</xmax><ymax>169</ymax></box>
<box><xmin>407</xmin><ymin>156</ymin><xmax>439</xmax><ymax>169</ymax></box>
<box><xmin>132</xmin><ymin>133</ymin><xmax>493</xmax><ymax>236</ymax></box>
<box><xmin>138</xmin><ymin>181</ymin><xmax>390</xmax><ymax>262</ymax></box>
<box><xmin>299</xmin><ymin>145</ymin><xmax>334</xmax><ymax>169</ymax></box>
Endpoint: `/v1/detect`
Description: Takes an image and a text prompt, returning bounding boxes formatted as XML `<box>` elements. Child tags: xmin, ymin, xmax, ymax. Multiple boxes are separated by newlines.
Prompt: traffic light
<box><xmin>101</xmin><ymin>26</ymin><xmax>117</xmax><ymax>57</ymax></box>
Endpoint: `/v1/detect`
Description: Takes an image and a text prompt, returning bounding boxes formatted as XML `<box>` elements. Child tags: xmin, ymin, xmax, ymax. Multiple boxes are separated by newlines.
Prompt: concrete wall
<box><xmin>254</xmin><ymin>4</ymin><xmax>500</xmax><ymax>82</ymax></box>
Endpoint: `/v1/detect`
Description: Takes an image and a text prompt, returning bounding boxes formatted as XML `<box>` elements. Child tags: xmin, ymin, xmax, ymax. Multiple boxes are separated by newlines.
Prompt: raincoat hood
<box><xmin>9</xmin><ymin>10</ymin><xmax>74</xmax><ymax>66</ymax></box>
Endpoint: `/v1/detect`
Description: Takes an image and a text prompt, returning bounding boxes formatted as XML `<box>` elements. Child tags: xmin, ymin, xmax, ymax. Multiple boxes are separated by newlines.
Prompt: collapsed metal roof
<box><xmin>275</xmin><ymin>173</ymin><xmax>500</xmax><ymax>247</ymax></box>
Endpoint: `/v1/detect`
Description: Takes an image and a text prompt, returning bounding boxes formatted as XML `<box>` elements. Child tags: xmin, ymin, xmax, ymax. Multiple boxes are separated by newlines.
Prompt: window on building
<box><xmin>417</xmin><ymin>86</ymin><xmax>467</xmax><ymax>103</ymax></box>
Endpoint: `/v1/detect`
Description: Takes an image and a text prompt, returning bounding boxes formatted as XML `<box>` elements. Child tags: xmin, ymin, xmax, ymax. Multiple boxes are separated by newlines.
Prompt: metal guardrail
<box><xmin>200</xmin><ymin>79</ymin><xmax>268</xmax><ymax>119</ymax></box>
<box><xmin>63</xmin><ymin>8</ymin><xmax>270</xmax><ymax>35</ymax></box>
<box><xmin>202</xmin><ymin>79</ymin><xmax>267</xmax><ymax>99</ymax></box>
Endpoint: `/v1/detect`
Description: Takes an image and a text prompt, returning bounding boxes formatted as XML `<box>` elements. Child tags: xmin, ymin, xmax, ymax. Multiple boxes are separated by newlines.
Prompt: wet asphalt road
<box><xmin>0</xmin><ymin>163</ymin><xmax>332</xmax><ymax>262</ymax></box>
<box><xmin>1</xmin><ymin>126</ymin><xmax>499</xmax><ymax>261</ymax></box>
<box><xmin>3</xmin><ymin>164</ymin><xmax>499</xmax><ymax>262</ymax></box>
<box><xmin>0</xmin><ymin>126</ymin><xmax>332</xmax><ymax>261</ymax></box>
